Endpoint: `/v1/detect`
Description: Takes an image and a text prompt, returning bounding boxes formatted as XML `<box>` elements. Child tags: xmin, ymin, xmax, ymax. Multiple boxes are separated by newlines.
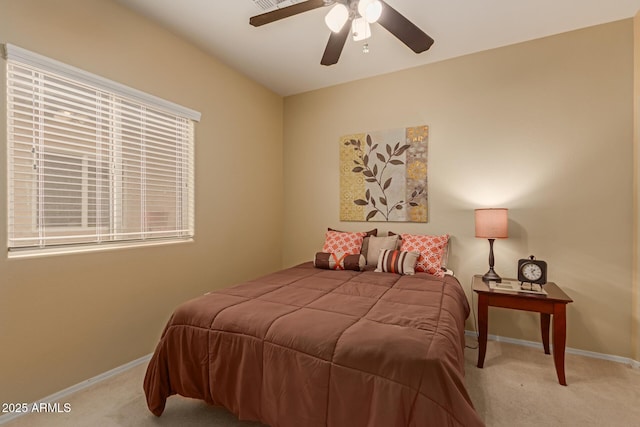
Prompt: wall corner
<box><xmin>632</xmin><ymin>10</ymin><xmax>640</xmax><ymax>363</ymax></box>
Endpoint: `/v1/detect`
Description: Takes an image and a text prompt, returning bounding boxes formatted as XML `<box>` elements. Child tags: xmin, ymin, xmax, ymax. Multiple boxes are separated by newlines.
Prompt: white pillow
<box><xmin>366</xmin><ymin>235</ymin><xmax>399</xmax><ymax>265</ymax></box>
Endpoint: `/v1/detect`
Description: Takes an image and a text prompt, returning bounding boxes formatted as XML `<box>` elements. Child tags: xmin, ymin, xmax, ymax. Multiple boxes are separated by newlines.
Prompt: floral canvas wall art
<box><xmin>340</xmin><ymin>125</ymin><xmax>429</xmax><ymax>222</ymax></box>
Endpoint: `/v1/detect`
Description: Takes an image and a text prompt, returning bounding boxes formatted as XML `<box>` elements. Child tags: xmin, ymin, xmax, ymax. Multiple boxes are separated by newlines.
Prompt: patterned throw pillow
<box><xmin>328</xmin><ymin>228</ymin><xmax>377</xmax><ymax>257</ymax></box>
<box><xmin>399</xmin><ymin>234</ymin><xmax>449</xmax><ymax>277</ymax></box>
<box><xmin>322</xmin><ymin>231</ymin><xmax>365</xmax><ymax>255</ymax></box>
<box><xmin>314</xmin><ymin>252</ymin><xmax>366</xmax><ymax>271</ymax></box>
<box><xmin>375</xmin><ymin>249</ymin><xmax>420</xmax><ymax>275</ymax></box>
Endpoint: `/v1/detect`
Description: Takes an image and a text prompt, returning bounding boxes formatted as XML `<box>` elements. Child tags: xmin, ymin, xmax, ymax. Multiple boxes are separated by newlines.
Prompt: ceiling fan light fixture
<box><xmin>325</xmin><ymin>3</ymin><xmax>349</xmax><ymax>33</ymax></box>
<box><xmin>357</xmin><ymin>0</ymin><xmax>382</xmax><ymax>23</ymax></box>
<box><xmin>351</xmin><ymin>17</ymin><xmax>371</xmax><ymax>42</ymax></box>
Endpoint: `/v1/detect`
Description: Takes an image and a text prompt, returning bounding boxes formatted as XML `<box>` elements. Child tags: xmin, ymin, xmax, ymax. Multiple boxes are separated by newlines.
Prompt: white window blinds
<box><xmin>4</xmin><ymin>44</ymin><xmax>199</xmax><ymax>253</ymax></box>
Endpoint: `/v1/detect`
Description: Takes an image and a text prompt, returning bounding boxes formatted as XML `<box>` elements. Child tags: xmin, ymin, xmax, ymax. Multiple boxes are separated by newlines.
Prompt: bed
<box><xmin>143</xmin><ymin>262</ymin><xmax>484</xmax><ymax>426</ymax></box>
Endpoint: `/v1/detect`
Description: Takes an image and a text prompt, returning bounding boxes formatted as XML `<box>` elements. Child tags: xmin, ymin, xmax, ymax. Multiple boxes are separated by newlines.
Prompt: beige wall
<box><xmin>634</xmin><ymin>11</ymin><xmax>640</xmax><ymax>363</ymax></box>
<box><xmin>283</xmin><ymin>20</ymin><xmax>634</xmax><ymax>358</ymax></box>
<box><xmin>0</xmin><ymin>0</ymin><xmax>284</xmax><ymax>404</ymax></box>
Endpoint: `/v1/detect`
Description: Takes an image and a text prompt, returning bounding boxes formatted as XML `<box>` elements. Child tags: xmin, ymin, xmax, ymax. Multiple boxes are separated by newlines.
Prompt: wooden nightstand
<box><xmin>472</xmin><ymin>274</ymin><xmax>573</xmax><ymax>385</ymax></box>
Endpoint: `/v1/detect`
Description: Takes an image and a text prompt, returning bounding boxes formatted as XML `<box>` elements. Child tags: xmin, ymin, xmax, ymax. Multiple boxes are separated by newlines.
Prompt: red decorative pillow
<box><xmin>322</xmin><ymin>231</ymin><xmax>365</xmax><ymax>255</ymax></box>
<box><xmin>399</xmin><ymin>233</ymin><xmax>449</xmax><ymax>277</ymax></box>
<box><xmin>329</xmin><ymin>228</ymin><xmax>377</xmax><ymax>259</ymax></box>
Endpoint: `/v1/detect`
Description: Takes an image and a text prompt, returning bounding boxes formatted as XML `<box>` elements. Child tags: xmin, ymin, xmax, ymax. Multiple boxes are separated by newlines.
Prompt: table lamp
<box><xmin>475</xmin><ymin>208</ymin><xmax>508</xmax><ymax>283</ymax></box>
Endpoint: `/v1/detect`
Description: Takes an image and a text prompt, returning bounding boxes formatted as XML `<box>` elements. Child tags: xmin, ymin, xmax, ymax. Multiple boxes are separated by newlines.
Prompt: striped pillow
<box><xmin>375</xmin><ymin>249</ymin><xmax>420</xmax><ymax>275</ymax></box>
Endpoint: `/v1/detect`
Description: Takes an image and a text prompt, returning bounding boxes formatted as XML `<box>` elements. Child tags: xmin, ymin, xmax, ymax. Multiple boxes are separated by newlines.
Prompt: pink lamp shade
<box><xmin>475</xmin><ymin>208</ymin><xmax>508</xmax><ymax>239</ymax></box>
<box><xmin>475</xmin><ymin>208</ymin><xmax>508</xmax><ymax>283</ymax></box>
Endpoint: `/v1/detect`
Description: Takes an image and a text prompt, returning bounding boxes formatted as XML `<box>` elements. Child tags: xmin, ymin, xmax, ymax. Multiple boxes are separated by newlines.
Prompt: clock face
<box><xmin>522</xmin><ymin>263</ymin><xmax>543</xmax><ymax>281</ymax></box>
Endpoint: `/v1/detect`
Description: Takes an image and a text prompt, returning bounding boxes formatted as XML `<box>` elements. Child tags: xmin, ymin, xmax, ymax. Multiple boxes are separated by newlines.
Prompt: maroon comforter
<box><xmin>144</xmin><ymin>262</ymin><xmax>484</xmax><ymax>426</ymax></box>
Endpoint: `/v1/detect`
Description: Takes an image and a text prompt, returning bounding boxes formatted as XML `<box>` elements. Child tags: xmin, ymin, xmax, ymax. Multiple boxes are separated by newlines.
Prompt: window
<box><xmin>4</xmin><ymin>44</ymin><xmax>201</xmax><ymax>254</ymax></box>
<box><xmin>40</xmin><ymin>151</ymin><xmax>110</xmax><ymax>229</ymax></box>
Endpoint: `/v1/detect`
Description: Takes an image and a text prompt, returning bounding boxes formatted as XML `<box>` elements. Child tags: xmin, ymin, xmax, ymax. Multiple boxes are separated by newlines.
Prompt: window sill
<box><xmin>8</xmin><ymin>238</ymin><xmax>194</xmax><ymax>259</ymax></box>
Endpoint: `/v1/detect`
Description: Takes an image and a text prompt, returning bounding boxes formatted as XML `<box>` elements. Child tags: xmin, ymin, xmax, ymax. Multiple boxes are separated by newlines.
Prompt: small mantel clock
<box><xmin>517</xmin><ymin>255</ymin><xmax>547</xmax><ymax>286</ymax></box>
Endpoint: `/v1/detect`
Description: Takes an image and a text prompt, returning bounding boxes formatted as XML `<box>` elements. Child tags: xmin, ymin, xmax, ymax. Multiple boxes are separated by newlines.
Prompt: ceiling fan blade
<box><xmin>250</xmin><ymin>0</ymin><xmax>327</xmax><ymax>27</ymax></box>
<box><xmin>320</xmin><ymin>22</ymin><xmax>350</xmax><ymax>66</ymax></box>
<box><xmin>377</xmin><ymin>1</ymin><xmax>434</xmax><ymax>53</ymax></box>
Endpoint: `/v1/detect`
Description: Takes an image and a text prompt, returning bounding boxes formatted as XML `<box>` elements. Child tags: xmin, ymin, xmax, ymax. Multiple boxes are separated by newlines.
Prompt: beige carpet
<box><xmin>3</xmin><ymin>339</ymin><xmax>639</xmax><ymax>427</ymax></box>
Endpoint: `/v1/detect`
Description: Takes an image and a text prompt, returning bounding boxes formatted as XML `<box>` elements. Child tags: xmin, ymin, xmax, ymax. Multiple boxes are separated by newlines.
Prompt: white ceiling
<box><xmin>116</xmin><ymin>0</ymin><xmax>640</xmax><ymax>96</ymax></box>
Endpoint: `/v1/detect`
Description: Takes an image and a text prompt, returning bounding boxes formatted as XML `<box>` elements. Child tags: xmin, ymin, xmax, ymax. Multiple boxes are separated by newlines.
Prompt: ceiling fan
<box><xmin>249</xmin><ymin>0</ymin><xmax>434</xmax><ymax>66</ymax></box>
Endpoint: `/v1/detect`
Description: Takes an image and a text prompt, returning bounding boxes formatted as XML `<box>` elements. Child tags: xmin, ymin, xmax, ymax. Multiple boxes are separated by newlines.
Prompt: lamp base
<box><xmin>482</xmin><ymin>268</ymin><xmax>502</xmax><ymax>283</ymax></box>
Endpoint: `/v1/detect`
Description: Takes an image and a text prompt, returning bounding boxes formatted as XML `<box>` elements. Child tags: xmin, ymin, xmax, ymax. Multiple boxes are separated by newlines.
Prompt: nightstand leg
<box><xmin>540</xmin><ymin>313</ymin><xmax>551</xmax><ymax>354</ymax></box>
<box><xmin>477</xmin><ymin>294</ymin><xmax>488</xmax><ymax>368</ymax></box>
<box><xmin>552</xmin><ymin>305</ymin><xmax>568</xmax><ymax>385</ymax></box>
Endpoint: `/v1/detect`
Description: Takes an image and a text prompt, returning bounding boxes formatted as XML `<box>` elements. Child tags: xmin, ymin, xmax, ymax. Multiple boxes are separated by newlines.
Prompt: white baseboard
<box><xmin>0</xmin><ymin>353</ymin><xmax>152</xmax><ymax>425</ymax></box>
<box><xmin>465</xmin><ymin>330</ymin><xmax>640</xmax><ymax>369</ymax></box>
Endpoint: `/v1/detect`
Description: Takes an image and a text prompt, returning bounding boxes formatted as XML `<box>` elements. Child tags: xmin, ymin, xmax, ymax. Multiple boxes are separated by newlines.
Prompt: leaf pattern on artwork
<box><xmin>349</xmin><ymin>135</ymin><xmax>426</xmax><ymax>221</ymax></box>
<box><xmin>383</xmin><ymin>178</ymin><xmax>392</xmax><ymax>190</ymax></box>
